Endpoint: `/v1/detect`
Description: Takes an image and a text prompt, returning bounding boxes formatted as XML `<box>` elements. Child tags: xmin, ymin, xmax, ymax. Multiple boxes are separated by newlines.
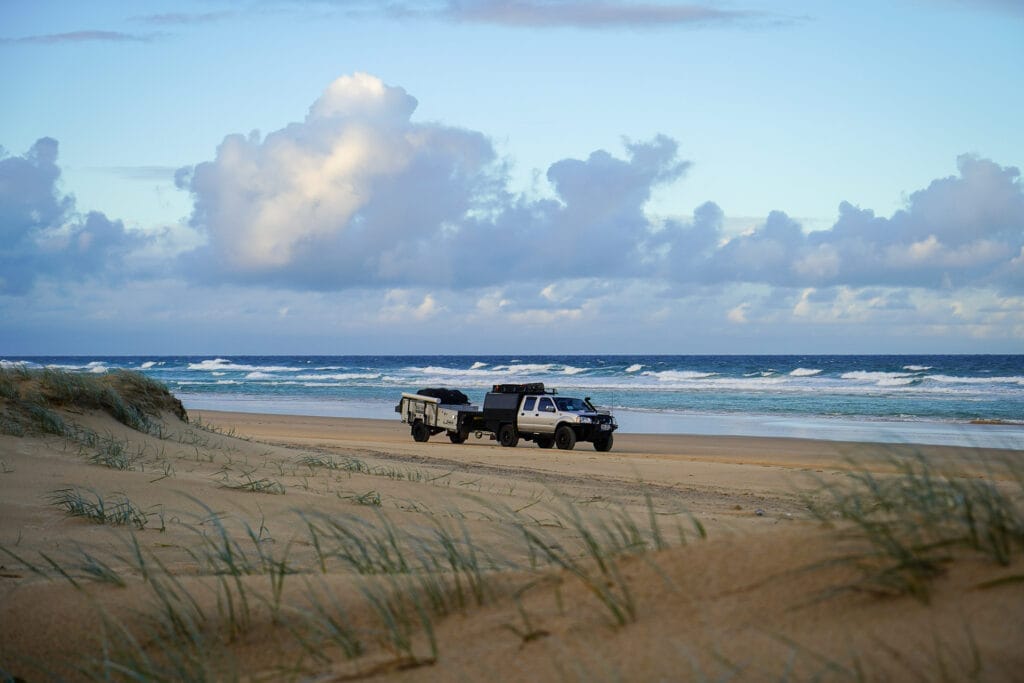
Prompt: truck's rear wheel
<box><xmin>499</xmin><ymin>424</ymin><xmax>519</xmax><ymax>448</ymax></box>
<box><xmin>593</xmin><ymin>433</ymin><xmax>613</xmax><ymax>452</ymax></box>
<box><xmin>412</xmin><ymin>421</ymin><xmax>430</xmax><ymax>442</ymax></box>
<box><xmin>555</xmin><ymin>425</ymin><xmax>576</xmax><ymax>450</ymax></box>
<box><xmin>449</xmin><ymin>429</ymin><xmax>468</xmax><ymax>444</ymax></box>
<box><xmin>536</xmin><ymin>435</ymin><xmax>554</xmax><ymax>449</ymax></box>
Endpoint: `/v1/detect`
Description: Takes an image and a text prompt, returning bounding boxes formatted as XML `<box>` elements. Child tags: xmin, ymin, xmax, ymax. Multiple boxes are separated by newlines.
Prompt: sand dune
<box><xmin>1</xmin><ymin>373</ymin><xmax>1022</xmax><ymax>681</ymax></box>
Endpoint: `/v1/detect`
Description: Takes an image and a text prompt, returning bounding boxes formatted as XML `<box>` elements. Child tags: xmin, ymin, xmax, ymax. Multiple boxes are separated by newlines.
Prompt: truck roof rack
<box><xmin>490</xmin><ymin>382</ymin><xmax>555</xmax><ymax>395</ymax></box>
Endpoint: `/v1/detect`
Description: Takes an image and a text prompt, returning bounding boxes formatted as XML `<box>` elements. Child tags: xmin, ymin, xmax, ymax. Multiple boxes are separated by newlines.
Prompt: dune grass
<box><xmin>219</xmin><ymin>473</ymin><xmax>287</xmax><ymax>495</ymax></box>
<box><xmin>48</xmin><ymin>487</ymin><xmax>156</xmax><ymax>530</ymax></box>
<box><xmin>0</xmin><ymin>366</ymin><xmax>186</xmax><ymax>438</ymax></box>
<box><xmin>1</xmin><ymin>484</ymin><xmax>687</xmax><ymax>681</ymax></box>
<box><xmin>808</xmin><ymin>452</ymin><xmax>1024</xmax><ymax>601</ymax></box>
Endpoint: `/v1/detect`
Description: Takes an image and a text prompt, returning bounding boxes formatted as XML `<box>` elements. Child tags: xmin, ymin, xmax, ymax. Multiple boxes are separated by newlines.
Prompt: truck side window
<box><xmin>523</xmin><ymin>397</ymin><xmax>536</xmax><ymax>412</ymax></box>
<box><xmin>539</xmin><ymin>397</ymin><xmax>554</xmax><ymax>412</ymax></box>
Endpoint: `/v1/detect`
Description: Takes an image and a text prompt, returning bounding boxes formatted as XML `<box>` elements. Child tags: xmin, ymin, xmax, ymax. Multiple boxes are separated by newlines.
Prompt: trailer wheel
<box><xmin>593</xmin><ymin>433</ymin><xmax>613</xmax><ymax>452</ymax></box>
<box><xmin>411</xmin><ymin>421</ymin><xmax>430</xmax><ymax>442</ymax></box>
<box><xmin>499</xmin><ymin>424</ymin><xmax>519</xmax><ymax>448</ymax></box>
<box><xmin>555</xmin><ymin>425</ymin><xmax>576</xmax><ymax>450</ymax></box>
<box><xmin>448</xmin><ymin>429</ymin><xmax>468</xmax><ymax>444</ymax></box>
<box><xmin>536</xmin><ymin>436</ymin><xmax>554</xmax><ymax>449</ymax></box>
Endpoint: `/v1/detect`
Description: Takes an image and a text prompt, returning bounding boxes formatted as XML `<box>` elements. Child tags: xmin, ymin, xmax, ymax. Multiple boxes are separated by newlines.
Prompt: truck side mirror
<box><xmin>545</xmin><ymin>405</ymin><xmax>556</xmax><ymax>413</ymax></box>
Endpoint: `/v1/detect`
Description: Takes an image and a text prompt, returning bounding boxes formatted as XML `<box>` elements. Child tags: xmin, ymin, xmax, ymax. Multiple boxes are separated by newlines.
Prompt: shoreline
<box><xmin>192</xmin><ymin>409</ymin><xmax>1024</xmax><ymax>462</ymax></box>
<box><xmin>181</xmin><ymin>397</ymin><xmax>1024</xmax><ymax>451</ymax></box>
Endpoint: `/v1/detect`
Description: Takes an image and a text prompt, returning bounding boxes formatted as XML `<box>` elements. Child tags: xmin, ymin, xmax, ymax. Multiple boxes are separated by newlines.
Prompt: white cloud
<box><xmin>474</xmin><ymin>290</ymin><xmax>511</xmax><ymax>314</ymax></box>
<box><xmin>792</xmin><ymin>244</ymin><xmax>840</xmax><ymax>280</ymax></box>
<box><xmin>177</xmin><ymin>73</ymin><xmax>687</xmax><ymax>290</ymax></box>
<box><xmin>727</xmin><ymin>303</ymin><xmax>749</xmax><ymax>323</ymax></box>
<box><xmin>506</xmin><ymin>307</ymin><xmax>584</xmax><ymax>325</ymax></box>
<box><xmin>0</xmin><ymin>138</ymin><xmax>156</xmax><ymax>295</ymax></box>
<box><xmin>379</xmin><ymin>290</ymin><xmax>444</xmax><ymax>322</ymax></box>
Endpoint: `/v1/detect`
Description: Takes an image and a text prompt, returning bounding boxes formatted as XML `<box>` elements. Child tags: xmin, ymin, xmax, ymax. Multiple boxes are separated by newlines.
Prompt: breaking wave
<box><xmin>189</xmin><ymin>358</ymin><xmax>299</xmax><ymax>373</ymax></box>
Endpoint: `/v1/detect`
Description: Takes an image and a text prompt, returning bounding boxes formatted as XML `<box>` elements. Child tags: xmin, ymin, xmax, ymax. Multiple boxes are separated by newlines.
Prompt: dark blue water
<box><xmin>5</xmin><ymin>355</ymin><xmax>1023</xmax><ymax>447</ymax></box>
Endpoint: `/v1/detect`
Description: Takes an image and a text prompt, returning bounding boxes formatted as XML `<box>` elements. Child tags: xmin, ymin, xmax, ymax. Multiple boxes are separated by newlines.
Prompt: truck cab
<box><xmin>483</xmin><ymin>383</ymin><xmax>617</xmax><ymax>451</ymax></box>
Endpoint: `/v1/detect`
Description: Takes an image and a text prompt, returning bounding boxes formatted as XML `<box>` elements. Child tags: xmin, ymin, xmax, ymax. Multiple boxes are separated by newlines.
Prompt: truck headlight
<box><xmin>576</xmin><ymin>416</ymin><xmax>592</xmax><ymax>424</ymax></box>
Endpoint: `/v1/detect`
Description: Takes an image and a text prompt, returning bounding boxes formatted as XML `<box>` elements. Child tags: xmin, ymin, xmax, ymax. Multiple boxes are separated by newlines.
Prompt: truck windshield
<box><xmin>554</xmin><ymin>397</ymin><xmax>589</xmax><ymax>412</ymax></box>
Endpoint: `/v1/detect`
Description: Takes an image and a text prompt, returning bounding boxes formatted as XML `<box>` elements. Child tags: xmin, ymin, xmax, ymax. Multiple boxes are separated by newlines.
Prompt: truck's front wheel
<box><xmin>555</xmin><ymin>425</ymin><xmax>576</xmax><ymax>450</ymax></box>
<box><xmin>593</xmin><ymin>433</ymin><xmax>613</xmax><ymax>452</ymax></box>
<box><xmin>412</xmin><ymin>421</ymin><xmax>430</xmax><ymax>442</ymax></box>
<box><xmin>499</xmin><ymin>424</ymin><xmax>519</xmax><ymax>448</ymax></box>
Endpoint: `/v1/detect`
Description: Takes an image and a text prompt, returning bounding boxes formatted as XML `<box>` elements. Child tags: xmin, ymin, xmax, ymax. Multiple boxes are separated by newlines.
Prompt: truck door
<box><xmin>534</xmin><ymin>396</ymin><xmax>558</xmax><ymax>433</ymax></box>
<box><xmin>517</xmin><ymin>395</ymin><xmax>539</xmax><ymax>432</ymax></box>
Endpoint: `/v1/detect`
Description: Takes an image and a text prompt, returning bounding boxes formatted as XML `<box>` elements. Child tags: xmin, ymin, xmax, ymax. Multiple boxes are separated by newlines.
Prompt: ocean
<box><xmin>4</xmin><ymin>355</ymin><xmax>1023</xmax><ymax>450</ymax></box>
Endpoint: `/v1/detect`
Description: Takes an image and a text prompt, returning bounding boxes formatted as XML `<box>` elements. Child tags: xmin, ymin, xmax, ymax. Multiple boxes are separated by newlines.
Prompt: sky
<box><xmin>1</xmin><ymin>0</ymin><xmax>1023</xmax><ymax>355</ymax></box>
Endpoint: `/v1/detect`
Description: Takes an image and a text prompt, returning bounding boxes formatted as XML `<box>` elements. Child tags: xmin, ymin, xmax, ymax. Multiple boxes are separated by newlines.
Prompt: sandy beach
<box><xmin>2</xmin><ymin>379</ymin><xmax>1023</xmax><ymax>681</ymax></box>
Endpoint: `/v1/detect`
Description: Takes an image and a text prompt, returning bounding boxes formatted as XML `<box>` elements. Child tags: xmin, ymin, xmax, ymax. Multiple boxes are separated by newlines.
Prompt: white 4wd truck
<box><xmin>396</xmin><ymin>382</ymin><xmax>617</xmax><ymax>451</ymax></box>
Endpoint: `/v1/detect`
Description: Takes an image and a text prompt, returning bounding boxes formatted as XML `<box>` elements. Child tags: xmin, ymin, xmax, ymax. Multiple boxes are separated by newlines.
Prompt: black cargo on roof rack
<box><xmin>491</xmin><ymin>382</ymin><xmax>549</xmax><ymax>395</ymax></box>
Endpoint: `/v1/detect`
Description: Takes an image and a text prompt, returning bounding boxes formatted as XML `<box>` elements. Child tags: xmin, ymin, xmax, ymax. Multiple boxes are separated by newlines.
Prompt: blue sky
<box><xmin>1</xmin><ymin>0</ymin><xmax>1023</xmax><ymax>354</ymax></box>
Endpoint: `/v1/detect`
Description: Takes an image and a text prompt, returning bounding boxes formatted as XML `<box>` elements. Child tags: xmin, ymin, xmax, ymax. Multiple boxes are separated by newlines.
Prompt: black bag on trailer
<box><xmin>417</xmin><ymin>388</ymin><xmax>470</xmax><ymax>405</ymax></box>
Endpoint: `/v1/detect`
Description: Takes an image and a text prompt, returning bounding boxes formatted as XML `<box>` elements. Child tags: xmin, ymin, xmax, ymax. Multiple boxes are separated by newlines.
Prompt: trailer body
<box><xmin>395</xmin><ymin>392</ymin><xmax>480</xmax><ymax>443</ymax></box>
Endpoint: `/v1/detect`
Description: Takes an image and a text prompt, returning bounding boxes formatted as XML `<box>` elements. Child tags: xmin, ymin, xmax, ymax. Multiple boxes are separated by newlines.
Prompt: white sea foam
<box><xmin>492</xmin><ymin>363</ymin><xmax>558</xmax><ymax>374</ymax></box>
<box><xmin>625</xmin><ymin>364</ymin><xmax>643</xmax><ymax>373</ymax></box>
<box><xmin>642</xmin><ymin>370</ymin><xmax>716</xmax><ymax>381</ymax></box>
<box><xmin>928</xmin><ymin>374</ymin><xmax>1024</xmax><ymax>385</ymax></box>
<box><xmin>50</xmin><ymin>361</ymin><xmax>109</xmax><ymax>373</ymax></box>
<box><xmin>140</xmin><ymin>361</ymin><xmax>157</xmax><ymax>369</ymax></box>
<box><xmin>189</xmin><ymin>358</ymin><xmax>231</xmax><ymax>370</ymax></box>
<box><xmin>189</xmin><ymin>358</ymin><xmax>298</xmax><ymax>373</ymax></box>
<box><xmin>789</xmin><ymin>368</ymin><xmax>821</xmax><ymax>377</ymax></box>
<box><xmin>245</xmin><ymin>372</ymin><xmax>277</xmax><ymax>380</ymax></box>
<box><xmin>470</xmin><ymin>361</ymin><xmax>488</xmax><ymax>370</ymax></box>
<box><xmin>903</xmin><ymin>365</ymin><xmax>933</xmax><ymax>371</ymax></box>
<box><xmin>212</xmin><ymin>372</ymin><xmax>226</xmax><ymax>376</ymax></box>
<box><xmin>410</xmin><ymin>363</ymin><xmax>564</xmax><ymax>378</ymax></box>
<box><xmin>411</xmin><ymin>365</ymin><xmax>494</xmax><ymax>377</ymax></box>
<box><xmin>841</xmin><ymin>371</ymin><xmax>913</xmax><ymax>382</ymax></box>
<box><xmin>295</xmin><ymin>373</ymin><xmax>381</xmax><ymax>381</ymax></box>
<box><xmin>876</xmin><ymin>377</ymin><xmax>917</xmax><ymax>387</ymax></box>
<box><xmin>572</xmin><ymin>376</ymin><xmax>789</xmax><ymax>393</ymax></box>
